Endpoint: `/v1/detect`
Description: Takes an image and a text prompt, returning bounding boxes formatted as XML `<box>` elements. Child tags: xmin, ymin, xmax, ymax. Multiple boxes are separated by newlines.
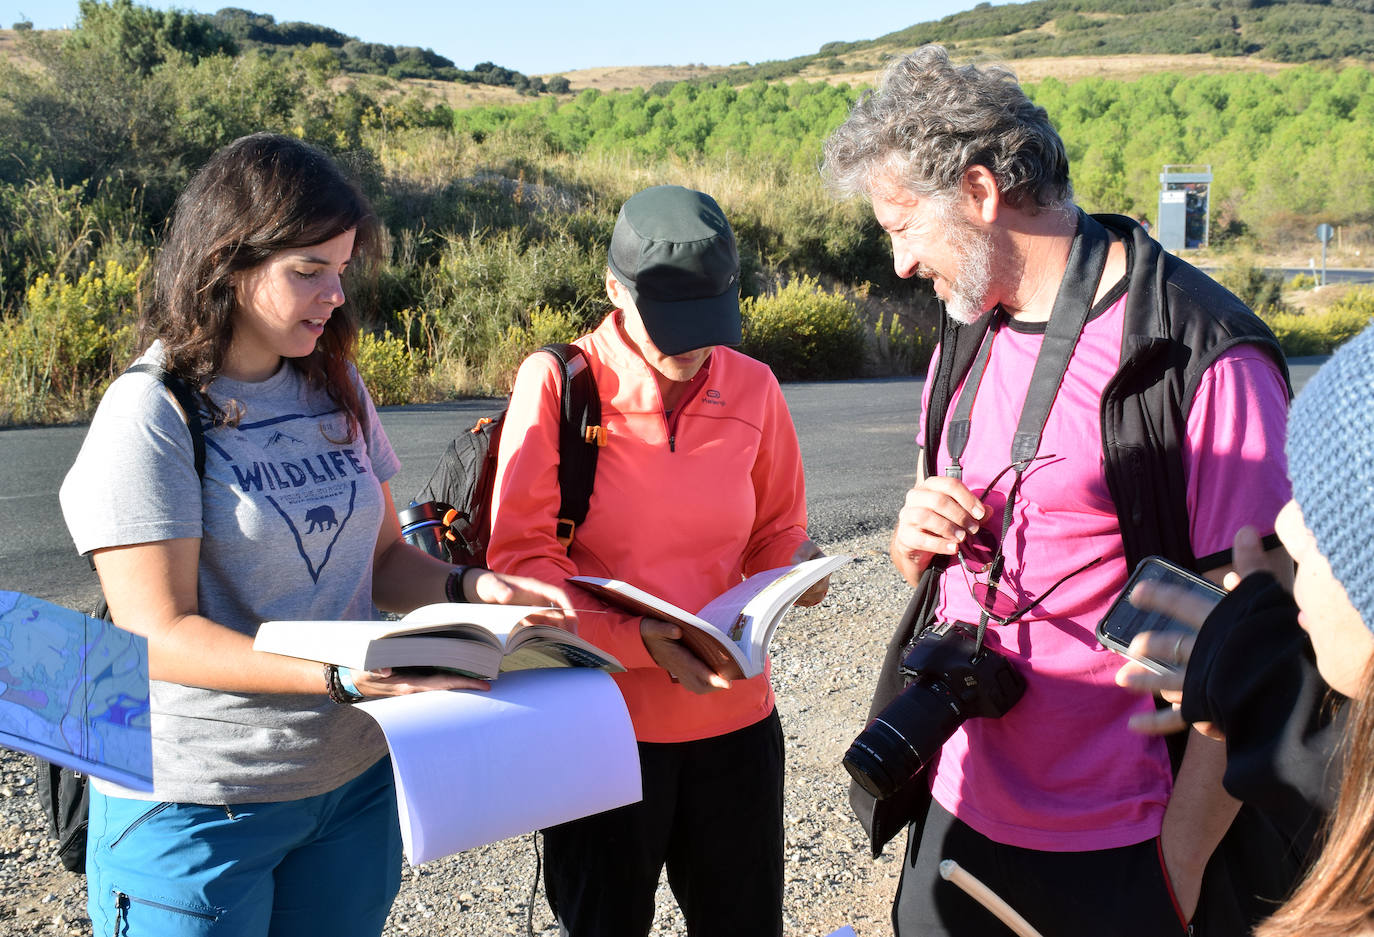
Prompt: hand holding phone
<box><xmin>1097</xmin><ymin>557</ymin><xmax>1226</xmax><ymax>676</ymax></box>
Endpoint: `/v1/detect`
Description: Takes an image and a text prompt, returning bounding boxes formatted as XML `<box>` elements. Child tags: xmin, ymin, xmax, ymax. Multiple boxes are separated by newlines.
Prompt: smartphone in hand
<box><xmin>1097</xmin><ymin>556</ymin><xmax>1225</xmax><ymax>675</ymax></box>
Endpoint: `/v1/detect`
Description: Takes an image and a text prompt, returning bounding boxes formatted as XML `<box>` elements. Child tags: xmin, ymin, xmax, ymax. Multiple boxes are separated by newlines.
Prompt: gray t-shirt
<box><xmin>60</xmin><ymin>346</ymin><xmax>401</xmax><ymax>803</ymax></box>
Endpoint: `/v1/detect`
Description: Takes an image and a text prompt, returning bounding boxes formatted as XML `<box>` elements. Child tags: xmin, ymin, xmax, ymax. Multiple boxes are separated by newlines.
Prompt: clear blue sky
<box><xmin>14</xmin><ymin>1</ymin><xmax>988</xmax><ymax>75</ymax></box>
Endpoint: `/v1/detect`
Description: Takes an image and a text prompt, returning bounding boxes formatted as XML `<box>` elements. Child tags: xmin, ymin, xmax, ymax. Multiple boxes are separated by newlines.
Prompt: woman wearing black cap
<box><xmin>487</xmin><ymin>184</ymin><xmax>829</xmax><ymax>936</ymax></box>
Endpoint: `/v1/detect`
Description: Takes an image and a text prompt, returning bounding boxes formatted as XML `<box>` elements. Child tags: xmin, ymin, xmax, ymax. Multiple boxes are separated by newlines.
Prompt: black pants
<box><xmin>894</xmin><ymin>799</ymin><xmax>1189</xmax><ymax>937</ymax></box>
<box><xmin>542</xmin><ymin>709</ymin><xmax>785</xmax><ymax>937</ymax></box>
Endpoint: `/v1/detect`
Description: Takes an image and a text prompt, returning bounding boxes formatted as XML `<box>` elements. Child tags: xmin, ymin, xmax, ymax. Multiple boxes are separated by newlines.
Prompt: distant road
<box><xmin>1197</xmin><ymin>265</ymin><xmax>1374</xmax><ymax>285</ymax></box>
<box><xmin>1</xmin><ymin>359</ymin><xmax>1329</xmax><ymax>610</ymax></box>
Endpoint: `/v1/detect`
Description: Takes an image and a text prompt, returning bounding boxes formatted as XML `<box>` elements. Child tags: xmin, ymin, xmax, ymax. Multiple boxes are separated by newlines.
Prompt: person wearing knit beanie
<box><xmin>1117</xmin><ymin>321</ymin><xmax>1374</xmax><ymax>937</ymax></box>
<box><xmin>1277</xmin><ymin>320</ymin><xmax>1374</xmax><ymax>700</ymax></box>
<box><xmin>1284</xmin><ymin>321</ymin><xmax>1374</xmax><ymax>646</ymax></box>
<box><xmin>1255</xmin><ymin>321</ymin><xmax>1374</xmax><ymax>937</ymax></box>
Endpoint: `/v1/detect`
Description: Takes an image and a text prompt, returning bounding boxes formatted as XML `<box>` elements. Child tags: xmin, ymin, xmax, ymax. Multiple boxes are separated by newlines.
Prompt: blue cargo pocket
<box><xmin>99</xmin><ymin>801</ymin><xmax>226</xmax><ymax>935</ymax></box>
<box><xmin>105</xmin><ymin>800</ymin><xmax>175</xmax><ymax>852</ymax></box>
<box><xmin>110</xmin><ymin>888</ymin><xmax>222</xmax><ymax>935</ymax></box>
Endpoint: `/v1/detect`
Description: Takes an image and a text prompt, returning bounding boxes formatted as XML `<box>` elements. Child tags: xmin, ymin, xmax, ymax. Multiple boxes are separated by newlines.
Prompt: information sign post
<box><xmin>1316</xmin><ymin>223</ymin><xmax>1335</xmax><ymax>287</ymax></box>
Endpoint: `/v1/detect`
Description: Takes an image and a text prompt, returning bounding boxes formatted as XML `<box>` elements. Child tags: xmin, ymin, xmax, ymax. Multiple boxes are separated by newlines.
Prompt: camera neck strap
<box><xmin>943</xmin><ymin>211</ymin><xmax>1111</xmax><ymax>645</ymax></box>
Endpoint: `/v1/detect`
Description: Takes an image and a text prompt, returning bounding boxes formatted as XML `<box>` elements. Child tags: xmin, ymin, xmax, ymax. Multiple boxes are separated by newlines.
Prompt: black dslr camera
<box><xmin>843</xmin><ymin>622</ymin><xmax>1026</xmax><ymax>801</ymax></box>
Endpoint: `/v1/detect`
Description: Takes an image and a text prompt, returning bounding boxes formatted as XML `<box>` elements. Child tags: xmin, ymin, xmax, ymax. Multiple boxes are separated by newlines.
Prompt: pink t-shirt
<box><xmin>917</xmin><ymin>292</ymin><xmax>1291</xmax><ymax>851</ymax></box>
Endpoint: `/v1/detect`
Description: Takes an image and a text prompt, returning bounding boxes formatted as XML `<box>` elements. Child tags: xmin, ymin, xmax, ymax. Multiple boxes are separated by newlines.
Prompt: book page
<box><xmin>254</xmin><ymin>605</ymin><xmax>551</xmax><ymax>670</ymax></box>
<box><xmin>696</xmin><ymin>555</ymin><xmax>851</xmax><ymax>670</ymax></box>
<box><xmin>393</xmin><ymin>603</ymin><xmax>550</xmax><ymax>637</ymax></box>
<box><xmin>571</xmin><ymin>576</ymin><xmax>749</xmax><ymax>677</ymax></box>
<box><xmin>357</xmin><ymin>669</ymin><xmax>641</xmax><ymax>864</ymax></box>
<box><xmin>501</xmin><ymin>622</ymin><xmax>624</xmax><ymax>672</ymax></box>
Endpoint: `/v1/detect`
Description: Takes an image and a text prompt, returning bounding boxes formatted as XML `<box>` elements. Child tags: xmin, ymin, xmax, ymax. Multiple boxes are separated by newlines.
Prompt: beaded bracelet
<box><xmin>445</xmin><ymin>565</ymin><xmax>474</xmax><ymax>604</ymax></box>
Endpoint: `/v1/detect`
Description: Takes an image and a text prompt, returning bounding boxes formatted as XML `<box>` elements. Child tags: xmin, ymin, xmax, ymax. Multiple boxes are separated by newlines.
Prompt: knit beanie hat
<box><xmin>1285</xmin><ymin>321</ymin><xmax>1374</xmax><ymax>633</ymax></box>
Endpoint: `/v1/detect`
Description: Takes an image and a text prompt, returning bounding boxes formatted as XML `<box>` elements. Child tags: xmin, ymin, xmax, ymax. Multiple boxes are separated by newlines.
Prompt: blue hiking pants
<box><xmin>86</xmin><ymin>757</ymin><xmax>403</xmax><ymax>937</ymax></box>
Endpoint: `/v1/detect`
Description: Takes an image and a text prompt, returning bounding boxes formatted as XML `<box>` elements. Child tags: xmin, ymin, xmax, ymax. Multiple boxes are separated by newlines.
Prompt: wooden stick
<box><xmin>939</xmin><ymin>859</ymin><xmax>1047</xmax><ymax>937</ymax></box>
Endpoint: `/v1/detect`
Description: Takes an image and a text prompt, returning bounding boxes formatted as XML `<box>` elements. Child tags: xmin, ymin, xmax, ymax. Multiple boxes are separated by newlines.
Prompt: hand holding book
<box><xmin>640</xmin><ymin>617</ymin><xmax>734</xmax><ymax>693</ymax></box>
<box><xmin>789</xmin><ymin>539</ymin><xmax>832</xmax><ymax>608</ymax></box>
<box><xmin>465</xmin><ymin>566</ymin><xmax>575</xmax><ymax>611</ymax></box>
<box><xmin>346</xmin><ymin>666</ymin><xmax>492</xmax><ymax>698</ymax></box>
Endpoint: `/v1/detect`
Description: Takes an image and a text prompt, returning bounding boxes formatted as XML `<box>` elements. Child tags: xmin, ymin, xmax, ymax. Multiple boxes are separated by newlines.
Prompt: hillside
<box><xmin>687</xmin><ymin>0</ymin><xmax>1374</xmax><ymax>88</ymax></box>
<box><xmin>441</xmin><ymin>0</ymin><xmax>1371</xmax><ymax>99</ymax></box>
<box><xmin>6</xmin><ymin>0</ymin><xmax>1368</xmax><ymax>103</ymax></box>
<box><xmin>559</xmin><ymin>51</ymin><xmax>1294</xmax><ymax>96</ymax></box>
<box><xmin>870</xmin><ymin>0</ymin><xmax>1374</xmax><ymax>61</ymax></box>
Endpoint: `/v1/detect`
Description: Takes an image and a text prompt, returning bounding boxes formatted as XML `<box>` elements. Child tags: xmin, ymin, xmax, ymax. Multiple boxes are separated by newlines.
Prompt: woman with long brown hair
<box><xmin>59</xmin><ymin>133</ymin><xmax>568</xmax><ymax>937</ymax></box>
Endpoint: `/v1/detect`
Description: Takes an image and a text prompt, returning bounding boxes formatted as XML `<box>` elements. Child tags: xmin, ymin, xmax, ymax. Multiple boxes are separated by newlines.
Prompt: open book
<box><xmin>357</xmin><ymin>668</ymin><xmax>641</xmax><ymax>863</ymax></box>
<box><xmin>571</xmin><ymin>553</ymin><xmax>849</xmax><ymax>680</ymax></box>
<box><xmin>254</xmin><ymin>603</ymin><xmax>623</xmax><ymax>679</ymax></box>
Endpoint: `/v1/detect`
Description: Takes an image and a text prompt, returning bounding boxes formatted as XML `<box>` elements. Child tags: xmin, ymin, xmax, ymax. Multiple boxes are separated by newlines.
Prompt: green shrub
<box><xmin>740</xmin><ymin>277</ymin><xmax>867</xmax><ymax>381</ymax></box>
<box><xmin>1262</xmin><ymin>292</ymin><xmax>1374</xmax><ymax>357</ymax></box>
<box><xmin>874</xmin><ymin>314</ymin><xmax>937</xmax><ymax>376</ymax></box>
<box><xmin>420</xmin><ymin>230</ymin><xmax>608</xmax><ymax>392</ymax></box>
<box><xmin>0</xmin><ymin>258</ymin><xmax>144</xmax><ymax>425</ymax></box>
<box><xmin>486</xmin><ymin>305</ymin><xmax>584</xmax><ymax>392</ymax></box>
<box><xmin>355</xmin><ymin>329</ymin><xmax>422</xmax><ymax>407</ymax></box>
<box><xmin>1216</xmin><ymin>260</ymin><xmax>1287</xmax><ymax>313</ymax></box>
<box><xmin>1287</xmin><ymin>272</ymin><xmax>1317</xmax><ymax>291</ymax></box>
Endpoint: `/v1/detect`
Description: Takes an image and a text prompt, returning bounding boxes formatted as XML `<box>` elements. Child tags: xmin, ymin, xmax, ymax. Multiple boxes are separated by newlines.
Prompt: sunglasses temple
<box><xmin>981</xmin><ymin>555</ymin><xmax>1105</xmax><ymax>625</ymax></box>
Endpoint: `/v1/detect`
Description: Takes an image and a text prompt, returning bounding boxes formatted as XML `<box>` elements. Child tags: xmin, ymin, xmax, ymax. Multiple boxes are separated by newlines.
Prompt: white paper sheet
<box><xmin>358</xmin><ymin>668</ymin><xmax>641</xmax><ymax>864</ymax></box>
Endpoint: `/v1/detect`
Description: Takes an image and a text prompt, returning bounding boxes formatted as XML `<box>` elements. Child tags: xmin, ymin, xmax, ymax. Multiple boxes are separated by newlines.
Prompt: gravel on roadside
<box><xmin>0</xmin><ymin>530</ymin><xmax>911</xmax><ymax>937</ymax></box>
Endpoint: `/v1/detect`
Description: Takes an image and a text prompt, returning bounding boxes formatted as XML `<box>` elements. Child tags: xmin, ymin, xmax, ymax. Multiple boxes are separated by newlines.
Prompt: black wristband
<box><xmin>324</xmin><ymin>663</ymin><xmax>364</xmax><ymax>704</ymax></box>
<box><xmin>445</xmin><ymin>565</ymin><xmax>473</xmax><ymax>603</ymax></box>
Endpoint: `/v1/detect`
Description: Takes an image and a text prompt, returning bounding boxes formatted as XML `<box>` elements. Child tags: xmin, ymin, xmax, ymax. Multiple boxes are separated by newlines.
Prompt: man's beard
<box><xmin>927</xmin><ymin>210</ymin><xmax>995</xmax><ymax>326</ymax></box>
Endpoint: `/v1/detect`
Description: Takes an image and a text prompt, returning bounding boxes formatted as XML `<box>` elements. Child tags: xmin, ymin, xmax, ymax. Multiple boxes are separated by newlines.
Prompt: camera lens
<box><xmin>842</xmin><ymin>677</ymin><xmax>965</xmax><ymax>801</ymax></box>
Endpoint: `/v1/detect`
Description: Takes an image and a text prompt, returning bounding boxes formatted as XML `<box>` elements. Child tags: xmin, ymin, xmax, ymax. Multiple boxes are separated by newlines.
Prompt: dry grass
<box><xmin>1285</xmin><ymin>280</ymin><xmax>1364</xmax><ymax>314</ymax></box>
<box><xmin>0</xmin><ymin>27</ymin><xmax>50</xmax><ymax>72</ymax></box>
<box><xmin>0</xmin><ymin>26</ymin><xmax>1322</xmax><ymax>100</ymax></box>
<box><xmin>795</xmin><ymin>51</ymin><xmax>1299</xmax><ymax>89</ymax></box>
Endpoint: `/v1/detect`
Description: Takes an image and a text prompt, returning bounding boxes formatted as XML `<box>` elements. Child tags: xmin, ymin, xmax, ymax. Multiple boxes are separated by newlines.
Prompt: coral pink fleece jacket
<box><xmin>488</xmin><ymin>311</ymin><xmax>812</xmax><ymax>743</ymax></box>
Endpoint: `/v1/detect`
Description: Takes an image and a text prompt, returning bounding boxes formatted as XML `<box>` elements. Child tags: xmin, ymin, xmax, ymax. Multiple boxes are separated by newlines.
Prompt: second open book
<box><xmin>253</xmin><ymin>603</ymin><xmax>623</xmax><ymax>679</ymax></box>
<box><xmin>571</xmin><ymin>553</ymin><xmax>849</xmax><ymax>680</ymax></box>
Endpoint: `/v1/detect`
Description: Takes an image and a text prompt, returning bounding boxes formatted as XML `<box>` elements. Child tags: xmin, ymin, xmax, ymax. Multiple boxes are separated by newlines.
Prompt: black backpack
<box><xmin>38</xmin><ymin>362</ymin><xmax>205</xmax><ymax>873</ymax></box>
<box><xmin>402</xmin><ymin>343</ymin><xmax>603</xmax><ymax>565</ymax></box>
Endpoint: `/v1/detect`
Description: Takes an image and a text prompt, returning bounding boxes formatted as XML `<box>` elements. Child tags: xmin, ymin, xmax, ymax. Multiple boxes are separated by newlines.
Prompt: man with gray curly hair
<box><xmin>826</xmin><ymin>45</ymin><xmax>1298</xmax><ymax>937</ymax></box>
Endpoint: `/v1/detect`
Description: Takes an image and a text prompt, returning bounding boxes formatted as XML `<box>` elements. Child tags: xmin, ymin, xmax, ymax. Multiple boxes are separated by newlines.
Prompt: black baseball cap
<box><xmin>607</xmin><ymin>185</ymin><xmax>742</xmax><ymax>356</ymax></box>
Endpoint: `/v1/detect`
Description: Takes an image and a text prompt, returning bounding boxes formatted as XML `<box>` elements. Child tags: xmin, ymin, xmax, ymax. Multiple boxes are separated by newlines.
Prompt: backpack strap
<box><xmin>125</xmin><ymin>362</ymin><xmax>207</xmax><ymax>480</ymax></box>
<box><xmin>539</xmin><ymin>344</ymin><xmax>604</xmax><ymax>551</ymax></box>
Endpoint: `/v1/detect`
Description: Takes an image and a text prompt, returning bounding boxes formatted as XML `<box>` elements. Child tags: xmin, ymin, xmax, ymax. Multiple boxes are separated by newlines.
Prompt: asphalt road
<box><xmin>1196</xmin><ymin>266</ymin><xmax>1374</xmax><ymax>285</ymax></box>
<box><xmin>0</xmin><ymin>378</ymin><xmax>922</xmax><ymax>611</ymax></box>
<box><xmin>0</xmin><ymin>358</ymin><xmax>1327</xmax><ymax>611</ymax></box>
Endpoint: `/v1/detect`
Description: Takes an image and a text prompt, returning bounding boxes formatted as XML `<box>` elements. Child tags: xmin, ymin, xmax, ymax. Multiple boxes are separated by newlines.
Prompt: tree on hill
<box><xmin>70</xmin><ymin>0</ymin><xmax>236</xmax><ymax>74</ymax></box>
